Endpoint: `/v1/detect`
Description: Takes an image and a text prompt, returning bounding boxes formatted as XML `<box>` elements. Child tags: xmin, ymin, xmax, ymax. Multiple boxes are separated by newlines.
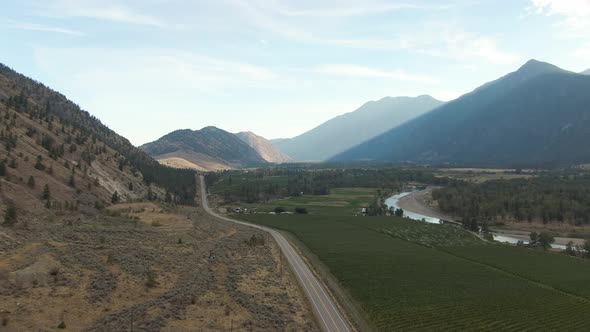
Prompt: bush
<box><xmin>3</xmin><ymin>202</ymin><xmax>17</xmax><ymax>225</ymax></box>
<box><xmin>57</xmin><ymin>321</ymin><xmax>66</xmax><ymax>329</ymax></box>
<box><xmin>146</xmin><ymin>270</ymin><xmax>158</xmax><ymax>288</ymax></box>
<box><xmin>295</xmin><ymin>207</ymin><xmax>308</xmax><ymax>214</ymax></box>
<box><xmin>274</xmin><ymin>207</ymin><xmax>286</xmax><ymax>214</ymax></box>
<box><xmin>245</xmin><ymin>234</ymin><xmax>265</xmax><ymax>247</ymax></box>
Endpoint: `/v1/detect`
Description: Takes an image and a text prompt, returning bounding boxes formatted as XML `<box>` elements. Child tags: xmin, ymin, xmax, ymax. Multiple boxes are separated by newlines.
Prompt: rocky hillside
<box><xmin>333</xmin><ymin>60</ymin><xmax>590</xmax><ymax>167</ymax></box>
<box><xmin>235</xmin><ymin>131</ymin><xmax>291</xmax><ymax>163</ymax></box>
<box><xmin>0</xmin><ymin>63</ymin><xmax>197</xmax><ymax>226</ymax></box>
<box><xmin>273</xmin><ymin>95</ymin><xmax>443</xmax><ymax>161</ymax></box>
<box><xmin>141</xmin><ymin>127</ymin><xmax>268</xmax><ymax>171</ymax></box>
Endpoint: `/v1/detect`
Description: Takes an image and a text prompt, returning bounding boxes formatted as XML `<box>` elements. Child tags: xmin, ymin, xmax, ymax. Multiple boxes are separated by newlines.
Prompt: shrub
<box><xmin>274</xmin><ymin>207</ymin><xmax>286</xmax><ymax>214</ymax></box>
<box><xmin>57</xmin><ymin>321</ymin><xmax>66</xmax><ymax>329</ymax></box>
<box><xmin>146</xmin><ymin>270</ymin><xmax>158</xmax><ymax>288</ymax></box>
<box><xmin>3</xmin><ymin>202</ymin><xmax>17</xmax><ymax>225</ymax></box>
<box><xmin>27</xmin><ymin>176</ymin><xmax>35</xmax><ymax>188</ymax></box>
<box><xmin>295</xmin><ymin>207</ymin><xmax>308</xmax><ymax>214</ymax></box>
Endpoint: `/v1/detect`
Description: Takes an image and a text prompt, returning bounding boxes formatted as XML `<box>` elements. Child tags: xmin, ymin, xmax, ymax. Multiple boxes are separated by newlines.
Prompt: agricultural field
<box><xmin>230</xmin><ymin>189</ymin><xmax>590</xmax><ymax>331</ymax></box>
<box><xmin>229</xmin><ymin>187</ymin><xmax>377</xmax><ymax>216</ymax></box>
<box><xmin>434</xmin><ymin>168</ymin><xmax>535</xmax><ymax>183</ymax></box>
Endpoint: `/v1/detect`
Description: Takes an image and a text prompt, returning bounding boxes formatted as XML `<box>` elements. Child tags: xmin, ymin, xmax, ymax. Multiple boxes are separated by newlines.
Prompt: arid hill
<box><xmin>141</xmin><ymin>127</ymin><xmax>268</xmax><ymax>171</ymax></box>
<box><xmin>235</xmin><ymin>131</ymin><xmax>291</xmax><ymax>163</ymax></box>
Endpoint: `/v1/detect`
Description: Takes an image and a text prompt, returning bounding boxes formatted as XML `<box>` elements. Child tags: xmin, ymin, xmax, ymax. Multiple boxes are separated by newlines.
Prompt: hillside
<box><xmin>333</xmin><ymin>60</ymin><xmax>590</xmax><ymax>167</ymax></box>
<box><xmin>236</xmin><ymin>131</ymin><xmax>291</xmax><ymax>163</ymax></box>
<box><xmin>141</xmin><ymin>127</ymin><xmax>268</xmax><ymax>170</ymax></box>
<box><xmin>272</xmin><ymin>95</ymin><xmax>443</xmax><ymax>161</ymax></box>
<box><xmin>582</xmin><ymin>69</ymin><xmax>590</xmax><ymax>75</ymax></box>
<box><xmin>0</xmin><ymin>63</ymin><xmax>198</xmax><ymax>224</ymax></box>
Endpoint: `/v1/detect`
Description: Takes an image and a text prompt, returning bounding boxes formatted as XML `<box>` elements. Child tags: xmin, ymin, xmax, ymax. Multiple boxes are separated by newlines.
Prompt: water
<box><xmin>384</xmin><ymin>192</ymin><xmax>440</xmax><ymax>224</ymax></box>
<box><xmin>385</xmin><ymin>191</ymin><xmax>567</xmax><ymax>249</ymax></box>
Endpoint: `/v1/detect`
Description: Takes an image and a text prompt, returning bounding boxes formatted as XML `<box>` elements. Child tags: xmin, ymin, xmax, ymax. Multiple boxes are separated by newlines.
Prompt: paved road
<box><xmin>199</xmin><ymin>175</ymin><xmax>352</xmax><ymax>332</ymax></box>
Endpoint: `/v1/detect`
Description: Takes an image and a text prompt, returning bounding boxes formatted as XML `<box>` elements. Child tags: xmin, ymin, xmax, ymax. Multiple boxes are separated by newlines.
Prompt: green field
<box><xmin>229</xmin><ymin>188</ymin><xmax>590</xmax><ymax>331</ymax></box>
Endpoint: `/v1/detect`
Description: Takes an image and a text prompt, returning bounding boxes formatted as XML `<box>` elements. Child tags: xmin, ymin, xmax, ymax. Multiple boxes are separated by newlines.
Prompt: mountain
<box><xmin>235</xmin><ymin>131</ymin><xmax>291</xmax><ymax>163</ymax></box>
<box><xmin>0</xmin><ymin>63</ymin><xmax>197</xmax><ymax>223</ymax></box>
<box><xmin>141</xmin><ymin>127</ymin><xmax>268</xmax><ymax>170</ymax></box>
<box><xmin>333</xmin><ymin>59</ymin><xmax>590</xmax><ymax>167</ymax></box>
<box><xmin>582</xmin><ymin>69</ymin><xmax>590</xmax><ymax>75</ymax></box>
<box><xmin>272</xmin><ymin>95</ymin><xmax>443</xmax><ymax>161</ymax></box>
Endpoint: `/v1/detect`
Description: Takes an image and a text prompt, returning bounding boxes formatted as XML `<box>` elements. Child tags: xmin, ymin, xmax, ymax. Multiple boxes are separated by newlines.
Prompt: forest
<box><xmin>433</xmin><ymin>172</ymin><xmax>590</xmax><ymax>225</ymax></box>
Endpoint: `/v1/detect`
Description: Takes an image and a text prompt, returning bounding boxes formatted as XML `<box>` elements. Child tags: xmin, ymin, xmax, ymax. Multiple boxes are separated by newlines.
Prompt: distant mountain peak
<box><xmin>517</xmin><ymin>59</ymin><xmax>565</xmax><ymax>75</ymax></box>
<box><xmin>581</xmin><ymin>69</ymin><xmax>590</xmax><ymax>75</ymax></box>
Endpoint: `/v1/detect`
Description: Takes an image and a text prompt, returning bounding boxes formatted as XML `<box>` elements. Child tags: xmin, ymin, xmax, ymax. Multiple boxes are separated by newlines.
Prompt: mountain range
<box><xmin>332</xmin><ymin>60</ymin><xmax>590</xmax><ymax>167</ymax></box>
<box><xmin>272</xmin><ymin>95</ymin><xmax>443</xmax><ymax>161</ymax></box>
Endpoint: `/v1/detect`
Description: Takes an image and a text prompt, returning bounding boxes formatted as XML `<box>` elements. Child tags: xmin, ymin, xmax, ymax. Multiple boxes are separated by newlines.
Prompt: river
<box><xmin>385</xmin><ymin>191</ymin><xmax>566</xmax><ymax>250</ymax></box>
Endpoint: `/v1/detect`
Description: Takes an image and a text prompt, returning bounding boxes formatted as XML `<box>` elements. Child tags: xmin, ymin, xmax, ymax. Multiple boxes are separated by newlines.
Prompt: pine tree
<box><xmin>27</xmin><ymin>176</ymin><xmax>35</xmax><ymax>188</ymax></box>
<box><xmin>3</xmin><ymin>202</ymin><xmax>17</xmax><ymax>225</ymax></box>
<box><xmin>42</xmin><ymin>184</ymin><xmax>51</xmax><ymax>200</ymax></box>
<box><xmin>111</xmin><ymin>191</ymin><xmax>119</xmax><ymax>204</ymax></box>
<box><xmin>34</xmin><ymin>155</ymin><xmax>45</xmax><ymax>171</ymax></box>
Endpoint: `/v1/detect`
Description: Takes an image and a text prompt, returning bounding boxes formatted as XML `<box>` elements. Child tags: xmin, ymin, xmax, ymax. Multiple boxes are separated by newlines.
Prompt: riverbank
<box><xmin>397</xmin><ymin>187</ymin><xmax>584</xmax><ymax>247</ymax></box>
<box><xmin>396</xmin><ymin>187</ymin><xmax>455</xmax><ymax>221</ymax></box>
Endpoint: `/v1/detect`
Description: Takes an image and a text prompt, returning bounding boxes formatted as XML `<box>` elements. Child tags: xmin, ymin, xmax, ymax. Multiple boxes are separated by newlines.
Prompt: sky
<box><xmin>1</xmin><ymin>0</ymin><xmax>590</xmax><ymax>145</ymax></box>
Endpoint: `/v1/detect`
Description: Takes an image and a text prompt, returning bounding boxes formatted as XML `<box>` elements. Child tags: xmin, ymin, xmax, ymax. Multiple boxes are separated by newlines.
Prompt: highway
<box><xmin>198</xmin><ymin>175</ymin><xmax>353</xmax><ymax>332</ymax></box>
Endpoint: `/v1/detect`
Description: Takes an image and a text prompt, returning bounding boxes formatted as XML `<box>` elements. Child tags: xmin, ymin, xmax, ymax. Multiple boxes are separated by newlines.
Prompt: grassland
<box><xmin>222</xmin><ymin>187</ymin><xmax>590</xmax><ymax>331</ymax></box>
<box><xmin>0</xmin><ymin>202</ymin><xmax>317</xmax><ymax>331</ymax></box>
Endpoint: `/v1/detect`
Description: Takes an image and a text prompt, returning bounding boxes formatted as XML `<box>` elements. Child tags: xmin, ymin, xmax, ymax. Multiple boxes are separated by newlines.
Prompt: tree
<box><xmin>538</xmin><ymin>232</ymin><xmax>555</xmax><ymax>250</ymax></box>
<box><xmin>3</xmin><ymin>202</ymin><xmax>17</xmax><ymax>225</ymax></box>
<box><xmin>295</xmin><ymin>207</ymin><xmax>308</xmax><ymax>214</ymax></box>
<box><xmin>529</xmin><ymin>232</ymin><xmax>538</xmax><ymax>244</ymax></box>
<box><xmin>27</xmin><ymin>176</ymin><xmax>35</xmax><ymax>188</ymax></box>
<box><xmin>394</xmin><ymin>208</ymin><xmax>404</xmax><ymax>217</ymax></box>
<box><xmin>128</xmin><ymin>182</ymin><xmax>133</xmax><ymax>191</ymax></box>
<box><xmin>565</xmin><ymin>241</ymin><xmax>576</xmax><ymax>256</ymax></box>
<box><xmin>0</xmin><ymin>161</ymin><xmax>5</xmax><ymax>176</ymax></box>
<box><xmin>147</xmin><ymin>186</ymin><xmax>153</xmax><ymax>201</ymax></box>
<box><xmin>34</xmin><ymin>155</ymin><xmax>45</xmax><ymax>171</ymax></box>
<box><xmin>111</xmin><ymin>191</ymin><xmax>119</xmax><ymax>204</ymax></box>
<box><xmin>42</xmin><ymin>184</ymin><xmax>51</xmax><ymax>200</ymax></box>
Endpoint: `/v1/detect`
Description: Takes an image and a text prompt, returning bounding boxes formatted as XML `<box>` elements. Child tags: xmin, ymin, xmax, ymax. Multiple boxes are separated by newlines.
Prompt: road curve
<box><xmin>199</xmin><ymin>175</ymin><xmax>352</xmax><ymax>332</ymax></box>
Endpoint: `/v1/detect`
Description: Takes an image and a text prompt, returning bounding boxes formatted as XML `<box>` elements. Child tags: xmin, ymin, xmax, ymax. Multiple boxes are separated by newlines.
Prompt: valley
<box><xmin>207</xmin><ymin>169</ymin><xmax>590</xmax><ymax>331</ymax></box>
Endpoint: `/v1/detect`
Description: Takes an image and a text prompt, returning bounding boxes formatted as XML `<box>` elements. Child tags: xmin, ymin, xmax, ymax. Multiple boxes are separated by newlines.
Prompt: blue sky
<box><xmin>2</xmin><ymin>0</ymin><xmax>590</xmax><ymax>145</ymax></box>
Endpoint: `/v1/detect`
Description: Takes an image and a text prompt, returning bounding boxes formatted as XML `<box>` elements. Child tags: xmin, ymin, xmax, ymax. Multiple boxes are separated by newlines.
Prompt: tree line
<box><xmin>433</xmin><ymin>173</ymin><xmax>590</xmax><ymax>225</ymax></box>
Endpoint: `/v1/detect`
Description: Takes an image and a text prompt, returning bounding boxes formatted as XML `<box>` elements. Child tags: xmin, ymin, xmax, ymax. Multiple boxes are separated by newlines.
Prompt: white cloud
<box><xmin>34</xmin><ymin>0</ymin><xmax>166</xmax><ymax>27</ymax></box>
<box><xmin>228</xmin><ymin>1</ymin><xmax>519</xmax><ymax>65</ymax></box>
<box><xmin>5</xmin><ymin>20</ymin><xmax>83</xmax><ymax>36</ymax></box>
<box><xmin>259</xmin><ymin>0</ymin><xmax>451</xmax><ymax>17</ymax></box>
<box><xmin>315</xmin><ymin>64</ymin><xmax>438</xmax><ymax>84</ymax></box>
<box><xmin>529</xmin><ymin>0</ymin><xmax>590</xmax><ymax>38</ymax></box>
